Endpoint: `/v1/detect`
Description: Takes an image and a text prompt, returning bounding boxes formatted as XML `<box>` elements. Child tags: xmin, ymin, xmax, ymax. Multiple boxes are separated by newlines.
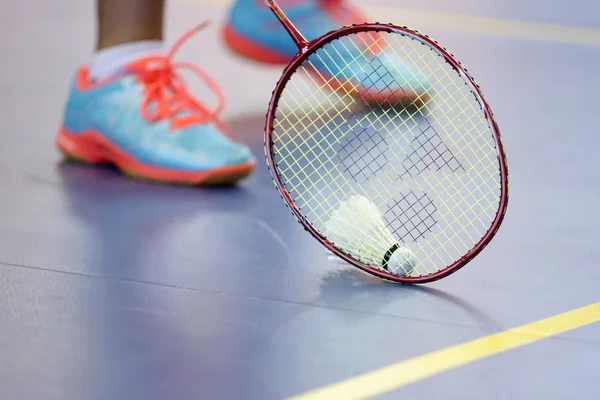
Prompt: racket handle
<box><xmin>265</xmin><ymin>0</ymin><xmax>309</xmax><ymax>51</ymax></box>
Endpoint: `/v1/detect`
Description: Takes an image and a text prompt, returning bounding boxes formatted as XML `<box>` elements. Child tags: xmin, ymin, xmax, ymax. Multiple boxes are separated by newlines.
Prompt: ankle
<box><xmin>96</xmin><ymin>31</ymin><xmax>163</xmax><ymax>51</ymax></box>
<box><xmin>90</xmin><ymin>40</ymin><xmax>163</xmax><ymax>81</ymax></box>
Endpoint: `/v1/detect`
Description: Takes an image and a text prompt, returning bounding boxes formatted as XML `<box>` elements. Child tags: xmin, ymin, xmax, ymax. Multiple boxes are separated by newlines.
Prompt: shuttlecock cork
<box><xmin>324</xmin><ymin>195</ymin><xmax>418</xmax><ymax>275</ymax></box>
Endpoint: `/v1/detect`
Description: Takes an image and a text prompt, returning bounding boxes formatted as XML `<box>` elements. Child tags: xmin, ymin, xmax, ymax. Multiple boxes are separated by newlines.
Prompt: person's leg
<box><xmin>57</xmin><ymin>0</ymin><xmax>255</xmax><ymax>185</ymax></box>
<box><xmin>90</xmin><ymin>0</ymin><xmax>164</xmax><ymax>80</ymax></box>
<box><xmin>96</xmin><ymin>0</ymin><xmax>164</xmax><ymax>50</ymax></box>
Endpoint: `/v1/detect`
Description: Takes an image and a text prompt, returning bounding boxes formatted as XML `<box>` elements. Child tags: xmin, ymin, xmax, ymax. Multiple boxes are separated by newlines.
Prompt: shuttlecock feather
<box><xmin>324</xmin><ymin>195</ymin><xmax>418</xmax><ymax>275</ymax></box>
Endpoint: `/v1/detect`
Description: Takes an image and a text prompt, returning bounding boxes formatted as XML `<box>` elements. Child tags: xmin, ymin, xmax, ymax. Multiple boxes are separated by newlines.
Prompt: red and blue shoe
<box><xmin>223</xmin><ymin>0</ymin><xmax>432</xmax><ymax>105</ymax></box>
<box><xmin>223</xmin><ymin>0</ymin><xmax>367</xmax><ymax>64</ymax></box>
<box><xmin>57</xmin><ymin>23</ymin><xmax>256</xmax><ymax>185</ymax></box>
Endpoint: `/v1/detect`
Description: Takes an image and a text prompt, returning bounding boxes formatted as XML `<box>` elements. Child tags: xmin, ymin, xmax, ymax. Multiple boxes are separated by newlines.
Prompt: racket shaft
<box><xmin>265</xmin><ymin>0</ymin><xmax>309</xmax><ymax>50</ymax></box>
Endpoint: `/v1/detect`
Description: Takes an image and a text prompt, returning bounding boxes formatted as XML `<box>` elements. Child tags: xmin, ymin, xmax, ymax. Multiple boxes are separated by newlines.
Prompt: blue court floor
<box><xmin>1</xmin><ymin>0</ymin><xmax>599</xmax><ymax>399</ymax></box>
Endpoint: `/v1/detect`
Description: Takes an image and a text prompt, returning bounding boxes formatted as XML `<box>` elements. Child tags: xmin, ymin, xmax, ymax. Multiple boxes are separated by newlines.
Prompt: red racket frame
<box><xmin>264</xmin><ymin>0</ymin><xmax>509</xmax><ymax>284</ymax></box>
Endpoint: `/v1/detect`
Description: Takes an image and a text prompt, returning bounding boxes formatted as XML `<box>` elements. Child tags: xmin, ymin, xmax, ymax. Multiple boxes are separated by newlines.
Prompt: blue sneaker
<box><xmin>223</xmin><ymin>0</ymin><xmax>368</xmax><ymax>64</ymax></box>
<box><xmin>222</xmin><ymin>0</ymin><xmax>431</xmax><ymax>105</ymax></box>
<box><xmin>57</xmin><ymin>24</ymin><xmax>255</xmax><ymax>185</ymax></box>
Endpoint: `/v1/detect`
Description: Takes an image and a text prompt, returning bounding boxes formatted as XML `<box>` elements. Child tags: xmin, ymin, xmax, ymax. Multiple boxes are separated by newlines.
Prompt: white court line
<box><xmin>175</xmin><ymin>0</ymin><xmax>600</xmax><ymax>46</ymax></box>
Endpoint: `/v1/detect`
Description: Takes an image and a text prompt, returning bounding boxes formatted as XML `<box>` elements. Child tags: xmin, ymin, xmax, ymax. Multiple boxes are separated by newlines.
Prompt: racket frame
<box><xmin>264</xmin><ymin>2</ymin><xmax>509</xmax><ymax>284</ymax></box>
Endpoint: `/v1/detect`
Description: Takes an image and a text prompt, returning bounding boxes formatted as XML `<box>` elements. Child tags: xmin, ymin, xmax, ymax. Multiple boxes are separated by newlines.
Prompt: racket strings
<box><xmin>270</xmin><ymin>29</ymin><xmax>501</xmax><ymax>276</ymax></box>
<box><xmin>274</xmin><ymin>41</ymin><xmax>494</xmax><ymax>216</ymax></box>
<box><xmin>274</xmin><ymin>58</ymin><xmax>494</xmax><ymax>268</ymax></box>
<box><xmin>274</xmin><ymin>65</ymin><xmax>418</xmax><ymax>208</ymax></box>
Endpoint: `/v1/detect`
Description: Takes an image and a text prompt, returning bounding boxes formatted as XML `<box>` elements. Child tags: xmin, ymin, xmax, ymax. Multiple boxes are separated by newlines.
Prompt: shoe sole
<box><xmin>56</xmin><ymin>127</ymin><xmax>255</xmax><ymax>186</ymax></box>
<box><xmin>222</xmin><ymin>23</ymin><xmax>430</xmax><ymax>108</ymax></box>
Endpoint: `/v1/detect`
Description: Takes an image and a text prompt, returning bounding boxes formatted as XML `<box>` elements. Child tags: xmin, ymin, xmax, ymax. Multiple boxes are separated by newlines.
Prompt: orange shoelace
<box><xmin>126</xmin><ymin>21</ymin><xmax>226</xmax><ymax>130</ymax></box>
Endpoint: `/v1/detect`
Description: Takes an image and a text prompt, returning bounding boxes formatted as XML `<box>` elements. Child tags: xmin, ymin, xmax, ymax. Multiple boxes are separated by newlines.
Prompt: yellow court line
<box><xmin>287</xmin><ymin>302</ymin><xmax>600</xmax><ymax>400</ymax></box>
<box><xmin>366</xmin><ymin>6</ymin><xmax>600</xmax><ymax>47</ymax></box>
<box><xmin>177</xmin><ymin>0</ymin><xmax>600</xmax><ymax>46</ymax></box>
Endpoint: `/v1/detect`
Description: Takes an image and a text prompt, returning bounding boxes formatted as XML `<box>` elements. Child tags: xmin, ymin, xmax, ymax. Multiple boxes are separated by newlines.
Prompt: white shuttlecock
<box><xmin>324</xmin><ymin>195</ymin><xmax>418</xmax><ymax>275</ymax></box>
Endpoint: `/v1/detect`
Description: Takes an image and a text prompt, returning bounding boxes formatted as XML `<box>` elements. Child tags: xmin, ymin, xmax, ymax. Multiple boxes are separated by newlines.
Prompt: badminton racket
<box><xmin>264</xmin><ymin>0</ymin><xmax>509</xmax><ymax>284</ymax></box>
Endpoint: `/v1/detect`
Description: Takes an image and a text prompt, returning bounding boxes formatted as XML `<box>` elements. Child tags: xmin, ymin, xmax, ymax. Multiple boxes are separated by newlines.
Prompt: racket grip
<box><xmin>265</xmin><ymin>0</ymin><xmax>309</xmax><ymax>51</ymax></box>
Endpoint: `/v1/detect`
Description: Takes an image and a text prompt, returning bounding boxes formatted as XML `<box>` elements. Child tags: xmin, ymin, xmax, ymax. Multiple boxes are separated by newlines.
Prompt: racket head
<box><xmin>265</xmin><ymin>22</ymin><xmax>509</xmax><ymax>284</ymax></box>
